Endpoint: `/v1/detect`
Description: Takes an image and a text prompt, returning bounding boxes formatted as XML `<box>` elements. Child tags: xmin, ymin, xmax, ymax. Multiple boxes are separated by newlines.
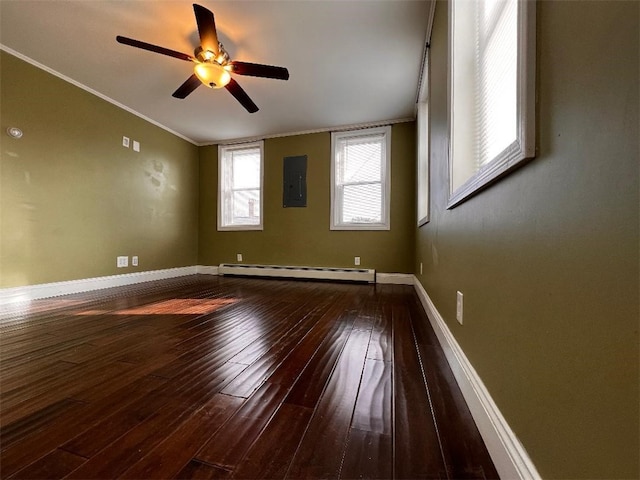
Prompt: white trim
<box><xmin>0</xmin><ymin>45</ymin><xmax>197</xmax><ymax>146</ymax></box>
<box><xmin>0</xmin><ymin>267</ymin><xmax>197</xmax><ymax>305</ymax></box>
<box><xmin>212</xmin><ymin>118</ymin><xmax>413</xmax><ymax>147</ymax></box>
<box><xmin>376</xmin><ymin>273</ymin><xmax>414</xmax><ymax>285</ymax></box>
<box><xmin>412</xmin><ymin>276</ymin><xmax>541</xmax><ymax>480</ymax></box>
<box><xmin>196</xmin><ymin>265</ymin><xmax>219</xmax><ymax>275</ymax></box>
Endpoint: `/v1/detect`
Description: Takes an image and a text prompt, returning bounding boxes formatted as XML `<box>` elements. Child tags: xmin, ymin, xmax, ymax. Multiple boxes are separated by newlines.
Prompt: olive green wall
<box><xmin>0</xmin><ymin>51</ymin><xmax>199</xmax><ymax>288</ymax></box>
<box><xmin>198</xmin><ymin>124</ymin><xmax>416</xmax><ymax>272</ymax></box>
<box><xmin>417</xmin><ymin>1</ymin><xmax>639</xmax><ymax>478</ymax></box>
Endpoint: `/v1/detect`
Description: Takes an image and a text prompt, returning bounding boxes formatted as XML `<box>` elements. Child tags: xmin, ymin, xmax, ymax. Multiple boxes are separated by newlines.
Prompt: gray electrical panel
<box><xmin>283</xmin><ymin>155</ymin><xmax>307</xmax><ymax>207</ymax></box>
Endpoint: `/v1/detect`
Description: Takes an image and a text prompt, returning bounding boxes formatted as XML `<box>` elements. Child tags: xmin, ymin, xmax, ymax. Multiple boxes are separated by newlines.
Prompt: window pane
<box><xmin>340</xmin><ymin>137</ymin><xmax>383</xmax><ymax>184</ymax></box>
<box><xmin>231</xmin><ymin>189</ymin><xmax>260</xmax><ymax>225</ymax></box>
<box><xmin>232</xmin><ymin>150</ymin><xmax>260</xmax><ymax>189</ymax></box>
<box><xmin>342</xmin><ymin>183</ymin><xmax>382</xmax><ymax>224</ymax></box>
<box><xmin>477</xmin><ymin>0</ymin><xmax>517</xmax><ymax>165</ymax></box>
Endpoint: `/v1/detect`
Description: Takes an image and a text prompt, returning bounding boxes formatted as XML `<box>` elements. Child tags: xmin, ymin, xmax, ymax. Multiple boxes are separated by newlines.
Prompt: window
<box><xmin>417</xmin><ymin>100</ymin><xmax>429</xmax><ymax>226</ymax></box>
<box><xmin>448</xmin><ymin>0</ymin><xmax>535</xmax><ymax>207</ymax></box>
<box><xmin>417</xmin><ymin>47</ymin><xmax>430</xmax><ymax>226</ymax></box>
<box><xmin>331</xmin><ymin>126</ymin><xmax>391</xmax><ymax>230</ymax></box>
<box><xmin>218</xmin><ymin>141</ymin><xmax>263</xmax><ymax>231</ymax></box>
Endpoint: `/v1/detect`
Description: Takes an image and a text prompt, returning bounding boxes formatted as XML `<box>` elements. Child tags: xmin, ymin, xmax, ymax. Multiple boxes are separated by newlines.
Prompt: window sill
<box><xmin>330</xmin><ymin>224</ymin><xmax>390</xmax><ymax>231</ymax></box>
<box><xmin>217</xmin><ymin>225</ymin><xmax>263</xmax><ymax>232</ymax></box>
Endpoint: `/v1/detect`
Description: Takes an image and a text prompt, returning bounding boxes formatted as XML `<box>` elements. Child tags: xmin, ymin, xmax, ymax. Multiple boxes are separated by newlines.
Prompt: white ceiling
<box><xmin>0</xmin><ymin>1</ymin><xmax>433</xmax><ymax>145</ymax></box>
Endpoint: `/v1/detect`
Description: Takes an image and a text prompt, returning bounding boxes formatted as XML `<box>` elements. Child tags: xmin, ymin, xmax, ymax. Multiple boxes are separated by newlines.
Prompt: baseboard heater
<box><xmin>218</xmin><ymin>264</ymin><xmax>375</xmax><ymax>283</ymax></box>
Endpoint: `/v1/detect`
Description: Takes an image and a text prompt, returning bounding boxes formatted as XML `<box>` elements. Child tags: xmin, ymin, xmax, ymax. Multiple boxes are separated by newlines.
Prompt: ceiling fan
<box><xmin>116</xmin><ymin>3</ymin><xmax>289</xmax><ymax>113</ymax></box>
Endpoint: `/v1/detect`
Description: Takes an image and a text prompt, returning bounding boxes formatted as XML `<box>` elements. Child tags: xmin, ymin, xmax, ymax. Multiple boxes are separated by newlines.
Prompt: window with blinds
<box><xmin>449</xmin><ymin>0</ymin><xmax>536</xmax><ymax>207</ymax></box>
<box><xmin>331</xmin><ymin>126</ymin><xmax>391</xmax><ymax>230</ymax></box>
<box><xmin>218</xmin><ymin>141</ymin><xmax>263</xmax><ymax>231</ymax></box>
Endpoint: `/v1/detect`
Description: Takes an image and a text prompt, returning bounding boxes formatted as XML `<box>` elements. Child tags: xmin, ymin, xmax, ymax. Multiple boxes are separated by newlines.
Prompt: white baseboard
<box><xmin>413</xmin><ymin>276</ymin><xmax>540</xmax><ymax>480</ymax></box>
<box><xmin>0</xmin><ymin>267</ymin><xmax>412</xmax><ymax>305</ymax></box>
<box><xmin>196</xmin><ymin>265</ymin><xmax>219</xmax><ymax>275</ymax></box>
<box><xmin>376</xmin><ymin>272</ymin><xmax>414</xmax><ymax>285</ymax></box>
<box><xmin>0</xmin><ymin>266</ymin><xmax>197</xmax><ymax>304</ymax></box>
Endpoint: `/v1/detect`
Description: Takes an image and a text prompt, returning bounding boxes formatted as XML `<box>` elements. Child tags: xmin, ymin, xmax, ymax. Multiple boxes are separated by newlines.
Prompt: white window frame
<box><xmin>217</xmin><ymin>141</ymin><xmax>264</xmax><ymax>231</ymax></box>
<box><xmin>330</xmin><ymin>126</ymin><xmax>391</xmax><ymax>231</ymax></box>
<box><xmin>447</xmin><ymin>0</ymin><xmax>536</xmax><ymax>208</ymax></box>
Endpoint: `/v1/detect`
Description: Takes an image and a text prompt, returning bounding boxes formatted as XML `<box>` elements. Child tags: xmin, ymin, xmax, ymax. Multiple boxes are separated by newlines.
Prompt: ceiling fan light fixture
<box><xmin>194</xmin><ymin>62</ymin><xmax>231</xmax><ymax>89</ymax></box>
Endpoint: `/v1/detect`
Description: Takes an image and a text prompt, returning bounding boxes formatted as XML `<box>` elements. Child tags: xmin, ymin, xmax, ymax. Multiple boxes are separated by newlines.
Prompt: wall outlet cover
<box><xmin>237</xmin><ymin>253</ymin><xmax>243</xmax><ymax>262</ymax></box>
<box><xmin>122</xmin><ymin>136</ymin><xmax>130</xmax><ymax>148</ymax></box>
<box><xmin>132</xmin><ymin>256</ymin><xmax>139</xmax><ymax>267</ymax></box>
<box><xmin>354</xmin><ymin>256</ymin><xmax>361</xmax><ymax>266</ymax></box>
<box><xmin>456</xmin><ymin>291</ymin><xmax>464</xmax><ymax>324</ymax></box>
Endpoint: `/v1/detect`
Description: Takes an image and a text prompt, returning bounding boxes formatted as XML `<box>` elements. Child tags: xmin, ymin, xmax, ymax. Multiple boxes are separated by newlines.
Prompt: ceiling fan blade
<box><xmin>229</xmin><ymin>61</ymin><xmax>290</xmax><ymax>80</ymax></box>
<box><xmin>225</xmin><ymin>78</ymin><xmax>259</xmax><ymax>113</ymax></box>
<box><xmin>172</xmin><ymin>74</ymin><xmax>202</xmax><ymax>99</ymax></box>
<box><xmin>193</xmin><ymin>4</ymin><xmax>219</xmax><ymax>56</ymax></box>
<box><xmin>116</xmin><ymin>36</ymin><xmax>194</xmax><ymax>62</ymax></box>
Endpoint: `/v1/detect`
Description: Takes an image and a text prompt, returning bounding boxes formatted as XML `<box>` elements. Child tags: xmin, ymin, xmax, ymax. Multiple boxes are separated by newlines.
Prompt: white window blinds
<box><xmin>476</xmin><ymin>0</ymin><xmax>518</xmax><ymax>167</ymax></box>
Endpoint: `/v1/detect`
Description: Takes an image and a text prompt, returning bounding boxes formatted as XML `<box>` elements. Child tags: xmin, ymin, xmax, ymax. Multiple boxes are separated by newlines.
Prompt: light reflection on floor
<box><xmin>76</xmin><ymin>298</ymin><xmax>237</xmax><ymax>316</ymax></box>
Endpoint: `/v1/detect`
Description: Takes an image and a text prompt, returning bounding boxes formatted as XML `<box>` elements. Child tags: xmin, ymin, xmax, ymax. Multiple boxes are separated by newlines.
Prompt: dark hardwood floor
<box><xmin>0</xmin><ymin>275</ymin><xmax>498</xmax><ymax>479</ymax></box>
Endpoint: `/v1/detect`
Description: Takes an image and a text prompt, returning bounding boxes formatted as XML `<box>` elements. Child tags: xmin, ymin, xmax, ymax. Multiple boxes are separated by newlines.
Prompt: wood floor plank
<box><xmin>195</xmin><ymin>382</ymin><xmax>290</xmax><ymax>469</ymax></box>
<box><xmin>350</xmin><ymin>357</ymin><xmax>392</xmax><ymax>435</ymax></box>
<box><xmin>230</xmin><ymin>403</ymin><xmax>314</xmax><ymax>479</ymax></box>
<box><xmin>367</xmin><ymin>302</ymin><xmax>393</xmax><ymax>362</ymax></box>
<box><xmin>220</xmin><ymin>307</ymin><xmax>325</xmax><ymax>398</ymax></box>
<box><xmin>119</xmin><ymin>393</ymin><xmax>243</xmax><ymax>479</ymax></box>
<box><xmin>283</xmin><ymin>311</ymin><xmax>356</xmax><ymax>408</ymax></box>
<box><xmin>0</xmin><ymin>375</ymin><xmax>166</xmax><ymax>478</ymax></box>
<box><xmin>392</xmin><ymin>301</ymin><xmax>448</xmax><ymax>479</ymax></box>
<box><xmin>285</xmin><ymin>328</ymin><xmax>372</xmax><ymax>479</ymax></box>
<box><xmin>62</xmin><ymin>357</ymin><xmax>246</xmax><ymax>478</ymax></box>
<box><xmin>8</xmin><ymin>448</ymin><xmax>86</xmax><ymax>480</ymax></box>
<box><xmin>417</xmin><ymin>343</ymin><xmax>499</xmax><ymax>479</ymax></box>
<box><xmin>266</xmin><ymin>293</ymin><xmax>352</xmax><ymax>387</ymax></box>
<box><xmin>0</xmin><ymin>360</ymin><xmax>135</xmax><ymax>425</ymax></box>
<box><xmin>176</xmin><ymin>460</ymin><xmax>231</xmax><ymax>480</ymax></box>
<box><xmin>0</xmin><ymin>398</ymin><xmax>83</xmax><ymax>449</ymax></box>
<box><xmin>340</xmin><ymin>428</ymin><xmax>393</xmax><ymax>480</ymax></box>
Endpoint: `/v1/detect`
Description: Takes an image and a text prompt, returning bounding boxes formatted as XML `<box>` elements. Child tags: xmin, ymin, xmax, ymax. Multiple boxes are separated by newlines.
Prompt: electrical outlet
<box><xmin>122</xmin><ymin>136</ymin><xmax>130</xmax><ymax>148</ymax></box>
<box><xmin>237</xmin><ymin>253</ymin><xmax>243</xmax><ymax>262</ymax></box>
<box><xmin>354</xmin><ymin>256</ymin><xmax>361</xmax><ymax>266</ymax></box>
<box><xmin>456</xmin><ymin>291</ymin><xmax>464</xmax><ymax>325</ymax></box>
<box><xmin>117</xmin><ymin>256</ymin><xmax>129</xmax><ymax>268</ymax></box>
<box><xmin>420</xmin><ymin>262</ymin><xmax>423</xmax><ymax>275</ymax></box>
<box><xmin>132</xmin><ymin>256</ymin><xmax>139</xmax><ymax>267</ymax></box>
